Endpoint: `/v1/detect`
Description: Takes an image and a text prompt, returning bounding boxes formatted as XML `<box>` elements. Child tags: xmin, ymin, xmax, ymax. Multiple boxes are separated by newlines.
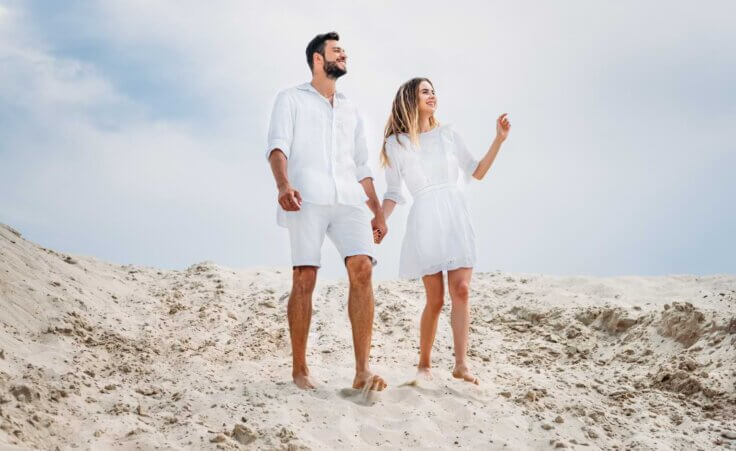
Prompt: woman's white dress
<box><xmin>383</xmin><ymin>125</ymin><xmax>479</xmax><ymax>279</ymax></box>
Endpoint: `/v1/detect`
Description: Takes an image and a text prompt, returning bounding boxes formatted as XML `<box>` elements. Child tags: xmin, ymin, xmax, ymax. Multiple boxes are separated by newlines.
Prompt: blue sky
<box><xmin>1</xmin><ymin>0</ymin><xmax>734</xmax><ymax>279</ymax></box>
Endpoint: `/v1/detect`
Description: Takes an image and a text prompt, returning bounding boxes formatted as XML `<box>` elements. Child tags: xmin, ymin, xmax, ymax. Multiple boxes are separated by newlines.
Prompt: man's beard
<box><xmin>323</xmin><ymin>60</ymin><xmax>347</xmax><ymax>79</ymax></box>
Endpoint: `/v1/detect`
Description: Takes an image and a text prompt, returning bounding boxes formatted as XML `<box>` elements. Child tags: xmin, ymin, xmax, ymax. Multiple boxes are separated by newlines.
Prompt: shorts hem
<box><xmin>291</xmin><ymin>261</ymin><xmax>322</xmax><ymax>268</ymax></box>
<box><xmin>343</xmin><ymin>251</ymin><xmax>378</xmax><ymax>267</ymax></box>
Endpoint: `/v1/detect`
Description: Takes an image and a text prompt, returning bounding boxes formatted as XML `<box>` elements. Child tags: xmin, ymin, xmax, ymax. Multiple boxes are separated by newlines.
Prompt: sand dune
<box><xmin>1</xmin><ymin>223</ymin><xmax>734</xmax><ymax>450</ymax></box>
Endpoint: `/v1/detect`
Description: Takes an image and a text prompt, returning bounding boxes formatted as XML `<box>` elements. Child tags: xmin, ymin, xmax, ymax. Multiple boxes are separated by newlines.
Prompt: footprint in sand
<box><xmin>339</xmin><ymin>377</ymin><xmax>447</xmax><ymax>410</ymax></box>
<box><xmin>338</xmin><ymin>387</ymin><xmax>381</xmax><ymax>406</ymax></box>
<box><xmin>390</xmin><ymin>381</ymin><xmax>444</xmax><ymax>404</ymax></box>
<box><xmin>399</xmin><ymin>373</ymin><xmax>442</xmax><ymax>392</ymax></box>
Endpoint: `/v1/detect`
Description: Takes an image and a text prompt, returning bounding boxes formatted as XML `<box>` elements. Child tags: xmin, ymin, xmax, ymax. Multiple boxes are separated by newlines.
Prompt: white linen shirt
<box><xmin>266</xmin><ymin>82</ymin><xmax>373</xmax><ymax>207</ymax></box>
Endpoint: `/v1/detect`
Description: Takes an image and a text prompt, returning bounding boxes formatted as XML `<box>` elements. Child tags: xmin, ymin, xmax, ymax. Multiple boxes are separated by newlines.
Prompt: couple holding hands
<box><xmin>266</xmin><ymin>32</ymin><xmax>510</xmax><ymax>391</ymax></box>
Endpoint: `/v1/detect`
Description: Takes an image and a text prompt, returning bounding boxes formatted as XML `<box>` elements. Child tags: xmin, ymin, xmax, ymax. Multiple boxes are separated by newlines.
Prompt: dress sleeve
<box><xmin>265</xmin><ymin>90</ymin><xmax>294</xmax><ymax>160</ymax></box>
<box><xmin>353</xmin><ymin>115</ymin><xmax>374</xmax><ymax>182</ymax></box>
<box><xmin>452</xmin><ymin>128</ymin><xmax>479</xmax><ymax>178</ymax></box>
<box><xmin>383</xmin><ymin>140</ymin><xmax>406</xmax><ymax>204</ymax></box>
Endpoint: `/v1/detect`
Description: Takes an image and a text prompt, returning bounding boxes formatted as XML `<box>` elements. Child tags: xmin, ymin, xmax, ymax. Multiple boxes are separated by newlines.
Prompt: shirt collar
<box><xmin>297</xmin><ymin>82</ymin><xmax>345</xmax><ymax>100</ymax></box>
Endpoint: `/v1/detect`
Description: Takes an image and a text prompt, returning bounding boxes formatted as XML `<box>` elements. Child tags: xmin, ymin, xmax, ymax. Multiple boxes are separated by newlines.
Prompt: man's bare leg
<box><xmin>345</xmin><ymin>255</ymin><xmax>387</xmax><ymax>391</ymax></box>
<box><xmin>418</xmin><ymin>272</ymin><xmax>444</xmax><ymax>380</ymax></box>
<box><xmin>288</xmin><ymin>266</ymin><xmax>318</xmax><ymax>389</ymax></box>
<box><xmin>448</xmin><ymin>268</ymin><xmax>479</xmax><ymax>385</ymax></box>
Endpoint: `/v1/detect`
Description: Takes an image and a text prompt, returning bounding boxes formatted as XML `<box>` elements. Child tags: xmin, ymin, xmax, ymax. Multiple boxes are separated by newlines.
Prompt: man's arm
<box><xmin>269</xmin><ymin>149</ymin><xmax>301</xmax><ymax>211</ymax></box>
<box><xmin>266</xmin><ymin>90</ymin><xmax>301</xmax><ymax>210</ymax></box>
<box><xmin>354</xmin><ymin>115</ymin><xmax>388</xmax><ymax>243</ymax></box>
<box><xmin>359</xmin><ymin>177</ymin><xmax>382</xmax><ymax>216</ymax></box>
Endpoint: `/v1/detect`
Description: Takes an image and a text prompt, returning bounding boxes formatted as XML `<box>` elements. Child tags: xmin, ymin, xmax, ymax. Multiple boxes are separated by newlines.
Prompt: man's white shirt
<box><xmin>266</xmin><ymin>82</ymin><xmax>373</xmax><ymax>216</ymax></box>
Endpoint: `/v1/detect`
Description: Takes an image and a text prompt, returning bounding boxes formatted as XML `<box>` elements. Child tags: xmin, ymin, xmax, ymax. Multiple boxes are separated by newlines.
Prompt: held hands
<box><xmin>372</xmin><ymin>214</ymin><xmax>388</xmax><ymax>244</ymax></box>
<box><xmin>495</xmin><ymin>113</ymin><xmax>511</xmax><ymax>142</ymax></box>
<box><xmin>278</xmin><ymin>184</ymin><xmax>302</xmax><ymax>211</ymax></box>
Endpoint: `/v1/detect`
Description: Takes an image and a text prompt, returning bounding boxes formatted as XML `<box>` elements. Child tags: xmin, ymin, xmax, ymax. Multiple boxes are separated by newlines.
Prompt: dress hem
<box><xmin>399</xmin><ymin>259</ymin><xmax>475</xmax><ymax>280</ymax></box>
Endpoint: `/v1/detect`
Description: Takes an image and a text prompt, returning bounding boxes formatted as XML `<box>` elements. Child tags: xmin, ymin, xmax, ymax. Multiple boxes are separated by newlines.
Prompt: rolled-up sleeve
<box><xmin>383</xmin><ymin>142</ymin><xmax>406</xmax><ymax>204</ymax></box>
<box><xmin>266</xmin><ymin>91</ymin><xmax>294</xmax><ymax>160</ymax></box>
<box><xmin>353</xmin><ymin>115</ymin><xmax>373</xmax><ymax>181</ymax></box>
<box><xmin>452</xmin><ymin>128</ymin><xmax>479</xmax><ymax>178</ymax></box>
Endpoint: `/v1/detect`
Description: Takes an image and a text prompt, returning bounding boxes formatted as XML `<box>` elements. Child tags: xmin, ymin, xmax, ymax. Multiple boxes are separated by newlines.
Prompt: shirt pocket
<box><xmin>295</xmin><ymin>104</ymin><xmax>326</xmax><ymax>147</ymax></box>
<box><xmin>336</xmin><ymin>116</ymin><xmax>357</xmax><ymax>150</ymax></box>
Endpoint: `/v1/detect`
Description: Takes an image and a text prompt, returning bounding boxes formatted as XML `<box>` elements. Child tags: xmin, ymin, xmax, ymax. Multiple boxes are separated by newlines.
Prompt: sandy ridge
<box><xmin>1</xmin><ymin>223</ymin><xmax>734</xmax><ymax>450</ymax></box>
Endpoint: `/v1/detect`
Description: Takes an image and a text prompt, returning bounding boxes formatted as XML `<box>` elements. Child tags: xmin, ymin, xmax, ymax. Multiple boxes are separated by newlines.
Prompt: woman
<box><xmin>377</xmin><ymin>77</ymin><xmax>510</xmax><ymax>384</ymax></box>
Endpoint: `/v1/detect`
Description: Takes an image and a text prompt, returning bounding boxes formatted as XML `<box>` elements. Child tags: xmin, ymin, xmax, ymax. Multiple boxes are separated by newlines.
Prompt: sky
<box><xmin>1</xmin><ymin>0</ymin><xmax>735</xmax><ymax>280</ymax></box>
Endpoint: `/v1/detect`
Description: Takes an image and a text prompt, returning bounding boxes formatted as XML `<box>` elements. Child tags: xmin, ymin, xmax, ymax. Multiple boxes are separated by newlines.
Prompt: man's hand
<box><xmin>278</xmin><ymin>184</ymin><xmax>302</xmax><ymax>211</ymax></box>
<box><xmin>372</xmin><ymin>214</ymin><xmax>388</xmax><ymax>244</ymax></box>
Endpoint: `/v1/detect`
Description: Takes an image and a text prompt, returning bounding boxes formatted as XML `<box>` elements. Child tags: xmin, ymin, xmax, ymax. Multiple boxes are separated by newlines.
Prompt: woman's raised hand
<box><xmin>495</xmin><ymin>113</ymin><xmax>511</xmax><ymax>142</ymax></box>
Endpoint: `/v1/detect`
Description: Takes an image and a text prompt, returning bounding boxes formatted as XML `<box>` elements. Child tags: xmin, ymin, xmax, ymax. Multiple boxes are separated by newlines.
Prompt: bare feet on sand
<box><xmin>416</xmin><ymin>366</ymin><xmax>434</xmax><ymax>381</ymax></box>
<box><xmin>353</xmin><ymin>371</ymin><xmax>387</xmax><ymax>391</ymax></box>
<box><xmin>293</xmin><ymin>370</ymin><xmax>317</xmax><ymax>389</ymax></box>
<box><xmin>452</xmin><ymin>363</ymin><xmax>479</xmax><ymax>385</ymax></box>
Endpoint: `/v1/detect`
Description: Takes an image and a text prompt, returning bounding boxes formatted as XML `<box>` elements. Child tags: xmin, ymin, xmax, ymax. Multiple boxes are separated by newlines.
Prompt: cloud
<box><xmin>0</xmin><ymin>3</ymin><xmax>276</xmax><ymax>268</ymax></box>
<box><xmin>1</xmin><ymin>0</ymin><xmax>735</xmax><ymax>278</ymax></box>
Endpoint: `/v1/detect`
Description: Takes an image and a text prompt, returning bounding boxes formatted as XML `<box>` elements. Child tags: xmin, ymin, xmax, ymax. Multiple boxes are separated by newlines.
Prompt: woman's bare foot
<box><xmin>293</xmin><ymin>370</ymin><xmax>316</xmax><ymax>389</ymax></box>
<box><xmin>416</xmin><ymin>366</ymin><xmax>434</xmax><ymax>381</ymax></box>
<box><xmin>353</xmin><ymin>371</ymin><xmax>387</xmax><ymax>391</ymax></box>
<box><xmin>452</xmin><ymin>363</ymin><xmax>479</xmax><ymax>385</ymax></box>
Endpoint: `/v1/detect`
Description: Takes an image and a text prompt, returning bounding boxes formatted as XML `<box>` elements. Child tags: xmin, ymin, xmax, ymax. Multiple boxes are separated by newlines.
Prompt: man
<box><xmin>266</xmin><ymin>32</ymin><xmax>388</xmax><ymax>391</ymax></box>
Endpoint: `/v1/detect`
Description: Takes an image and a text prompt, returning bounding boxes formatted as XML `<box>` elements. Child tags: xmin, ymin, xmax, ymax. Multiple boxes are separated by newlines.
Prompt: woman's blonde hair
<box><xmin>380</xmin><ymin>77</ymin><xmax>438</xmax><ymax>167</ymax></box>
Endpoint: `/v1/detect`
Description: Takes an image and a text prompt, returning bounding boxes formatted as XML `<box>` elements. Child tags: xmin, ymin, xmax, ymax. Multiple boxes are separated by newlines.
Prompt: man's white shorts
<box><xmin>278</xmin><ymin>202</ymin><xmax>377</xmax><ymax>268</ymax></box>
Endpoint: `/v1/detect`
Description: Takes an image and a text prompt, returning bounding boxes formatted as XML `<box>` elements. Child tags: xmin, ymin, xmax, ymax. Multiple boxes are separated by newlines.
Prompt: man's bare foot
<box><xmin>293</xmin><ymin>371</ymin><xmax>316</xmax><ymax>389</ymax></box>
<box><xmin>452</xmin><ymin>363</ymin><xmax>479</xmax><ymax>385</ymax></box>
<box><xmin>416</xmin><ymin>366</ymin><xmax>434</xmax><ymax>381</ymax></box>
<box><xmin>353</xmin><ymin>371</ymin><xmax>387</xmax><ymax>391</ymax></box>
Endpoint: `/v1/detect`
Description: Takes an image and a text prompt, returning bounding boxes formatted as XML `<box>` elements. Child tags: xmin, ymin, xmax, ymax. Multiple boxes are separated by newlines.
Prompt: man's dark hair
<box><xmin>306</xmin><ymin>32</ymin><xmax>339</xmax><ymax>72</ymax></box>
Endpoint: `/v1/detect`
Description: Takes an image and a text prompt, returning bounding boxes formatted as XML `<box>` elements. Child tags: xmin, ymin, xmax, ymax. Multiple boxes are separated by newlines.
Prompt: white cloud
<box><xmin>1</xmin><ymin>1</ymin><xmax>735</xmax><ymax>277</ymax></box>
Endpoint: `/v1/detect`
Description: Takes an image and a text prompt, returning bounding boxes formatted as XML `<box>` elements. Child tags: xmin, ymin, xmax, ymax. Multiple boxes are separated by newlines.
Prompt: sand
<box><xmin>1</xmin><ymin>222</ymin><xmax>734</xmax><ymax>450</ymax></box>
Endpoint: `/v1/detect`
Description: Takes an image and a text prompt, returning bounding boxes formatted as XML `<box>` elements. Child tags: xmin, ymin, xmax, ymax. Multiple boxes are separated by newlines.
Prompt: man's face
<box><xmin>320</xmin><ymin>40</ymin><xmax>347</xmax><ymax>79</ymax></box>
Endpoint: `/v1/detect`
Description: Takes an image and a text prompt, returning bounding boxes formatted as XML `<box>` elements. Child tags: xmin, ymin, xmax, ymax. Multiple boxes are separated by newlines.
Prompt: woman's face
<box><xmin>416</xmin><ymin>80</ymin><xmax>437</xmax><ymax>115</ymax></box>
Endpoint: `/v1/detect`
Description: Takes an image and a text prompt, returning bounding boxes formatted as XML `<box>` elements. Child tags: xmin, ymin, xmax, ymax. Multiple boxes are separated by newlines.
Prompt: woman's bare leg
<box><xmin>418</xmin><ymin>272</ymin><xmax>444</xmax><ymax>379</ymax></box>
<box><xmin>448</xmin><ymin>267</ymin><xmax>478</xmax><ymax>384</ymax></box>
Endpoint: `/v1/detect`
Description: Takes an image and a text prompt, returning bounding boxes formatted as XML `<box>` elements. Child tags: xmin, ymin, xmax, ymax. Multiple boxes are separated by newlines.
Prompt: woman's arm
<box><xmin>382</xmin><ymin>198</ymin><xmax>398</xmax><ymax>220</ymax></box>
<box><xmin>473</xmin><ymin>113</ymin><xmax>511</xmax><ymax>180</ymax></box>
<box><xmin>376</xmin><ymin>141</ymin><xmax>404</xmax><ymax>243</ymax></box>
<box><xmin>374</xmin><ymin>198</ymin><xmax>397</xmax><ymax>244</ymax></box>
